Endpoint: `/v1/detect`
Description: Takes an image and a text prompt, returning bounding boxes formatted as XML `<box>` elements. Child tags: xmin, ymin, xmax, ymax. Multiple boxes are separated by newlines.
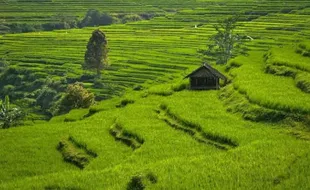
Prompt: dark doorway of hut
<box><xmin>185</xmin><ymin>63</ymin><xmax>227</xmax><ymax>90</ymax></box>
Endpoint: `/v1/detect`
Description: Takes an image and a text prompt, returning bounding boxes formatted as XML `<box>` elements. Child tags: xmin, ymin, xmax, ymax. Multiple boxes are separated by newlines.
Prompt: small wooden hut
<box><xmin>185</xmin><ymin>63</ymin><xmax>227</xmax><ymax>90</ymax></box>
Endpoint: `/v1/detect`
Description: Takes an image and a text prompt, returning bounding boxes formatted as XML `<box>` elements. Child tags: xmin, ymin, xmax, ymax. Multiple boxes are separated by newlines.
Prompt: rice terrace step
<box><xmin>0</xmin><ymin>0</ymin><xmax>310</xmax><ymax>189</ymax></box>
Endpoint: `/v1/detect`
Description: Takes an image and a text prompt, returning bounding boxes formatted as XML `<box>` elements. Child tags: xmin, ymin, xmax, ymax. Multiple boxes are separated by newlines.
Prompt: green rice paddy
<box><xmin>1</xmin><ymin>0</ymin><xmax>310</xmax><ymax>189</ymax></box>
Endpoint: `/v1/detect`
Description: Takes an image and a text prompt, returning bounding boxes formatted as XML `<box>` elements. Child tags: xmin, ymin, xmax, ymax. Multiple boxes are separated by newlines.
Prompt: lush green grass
<box><xmin>267</xmin><ymin>47</ymin><xmax>310</xmax><ymax>72</ymax></box>
<box><xmin>1</xmin><ymin>0</ymin><xmax>310</xmax><ymax>189</ymax></box>
<box><xmin>229</xmin><ymin>51</ymin><xmax>310</xmax><ymax>114</ymax></box>
<box><xmin>1</xmin><ymin>88</ymin><xmax>310</xmax><ymax>189</ymax></box>
<box><xmin>2</xmin><ymin>5</ymin><xmax>310</xmax><ymax>119</ymax></box>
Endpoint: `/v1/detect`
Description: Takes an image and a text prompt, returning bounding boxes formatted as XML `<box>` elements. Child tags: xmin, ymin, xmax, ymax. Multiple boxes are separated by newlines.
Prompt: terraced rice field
<box><xmin>1</xmin><ymin>1</ymin><xmax>310</xmax><ymax>115</ymax></box>
<box><xmin>1</xmin><ymin>87</ymin><xmax>310</xmax><ymax>189</ymax></box>
<box><xmin>1</xmin><ymin>0</ymin><xmax>310</xmax><ymax>189</ymax></box>
<box><xmin>1</xmin><ymin>0</ymin><xmax>310</xmax><ymax>25</ymax></box>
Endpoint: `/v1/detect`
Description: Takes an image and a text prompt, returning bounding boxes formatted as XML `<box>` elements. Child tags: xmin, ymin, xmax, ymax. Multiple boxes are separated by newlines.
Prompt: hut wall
<box><xmin>190</xmin><ymin>76</ymin><xmax>218</xmax><ymax>90</ymax></box>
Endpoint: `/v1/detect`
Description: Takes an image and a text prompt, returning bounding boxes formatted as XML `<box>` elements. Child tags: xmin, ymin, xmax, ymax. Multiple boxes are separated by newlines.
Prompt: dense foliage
<box><xmin>0</xmin><ymin>8</ymin><xmax>157</xmax><ymax>34</ymax></box>
<box><xmin>204</xmin><ymin>16</ymin><xmax>247</xmax><ymax>64</ymax></box>
<box><xmin>60</xmin><ymin>82</ymin><xmax>95</xmax><ymax>112</ymax></box>
<box><xmin>79</xmin><ymin>9</ymin><xmax>114</xmax><ymax>28</ymax></box>
<box><xmin>0</xmin><ymin>96</ymin><xmax>24</xmax><ymax>129</ymax></box>
<box><xmin>83</xmin><ymin>29</ymin><xmax>108</xmax><ymax>76</ymax></box>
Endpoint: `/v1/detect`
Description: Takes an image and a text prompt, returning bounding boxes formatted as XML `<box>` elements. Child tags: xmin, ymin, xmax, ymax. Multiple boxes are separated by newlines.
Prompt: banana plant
<box><xmin>0</xmin><ymin>96</ymin><xmax>24</xmax><ymax>129</ymax></box>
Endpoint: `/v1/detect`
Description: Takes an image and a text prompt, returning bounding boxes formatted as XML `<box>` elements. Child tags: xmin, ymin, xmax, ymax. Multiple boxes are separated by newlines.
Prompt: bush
<box><xmin>121</xmin><ymin>14</ymin><xmax>142</xmax><ymax>23</ymax></box>
<box><xmin>60</xmin><ymin>82</ymin><xmax>95</xmax><ymax>113</ymax></box>
<box><xmin>79</xmin><ymin>9</ymin><xmax>113</xmax><ymax>27</ymax></box>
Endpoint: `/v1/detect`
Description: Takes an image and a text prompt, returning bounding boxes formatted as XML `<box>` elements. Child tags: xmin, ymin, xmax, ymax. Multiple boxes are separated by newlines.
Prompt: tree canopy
<box><xmin>204</xmin><ymin>16</ymin><xmax>247</xmax><ymax>64</ymax></box>
<box><xmin>59</xmin><ymin>82</ymin><xmax>95</xmax><ymax>113</ymax></box>
<box><xmin>79</xmin><ymin>9</ymin><xmax>113</xmax><ymax>27</ymax></box>
<box><xmin>83</xmin><ymin>29</ymin><xmax>108</xmax><ymax>76</ymax></box>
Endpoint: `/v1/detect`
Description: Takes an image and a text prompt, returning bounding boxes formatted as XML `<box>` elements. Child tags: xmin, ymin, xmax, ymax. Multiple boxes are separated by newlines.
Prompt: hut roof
<box><xmin>185</xmin><ymin>63</ymin><xmax>227</xmax><ymax>80</ymax></box>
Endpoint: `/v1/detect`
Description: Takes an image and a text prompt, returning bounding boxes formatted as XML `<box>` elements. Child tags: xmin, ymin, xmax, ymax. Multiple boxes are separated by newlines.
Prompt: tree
<box><xmin>205</xmin><ymin>16</ymin><xmax>247</xmax><ymax>65</ymax></box>
<box><xmin>60</xmin><ymin>82</ymin><xmax>95</xmax><ymax>112</ymax></box>
<box><xmin>36</xmin><ymin>86</ymin><xmax>58</xmax><ymax>110</ymax></box>
<box><xmin>83</xmin><ymin>29</ymin><xmax>108</xmax><ymax>77</ymax></box>
<box><xmin>79</xmin><ymin>9</ymin><xmax>113</xmax><ymax>27</ymax></box>
<box><xmin>0</xmin><ymin>95</ymin><xmax>24</xmax><ymax>129</ymax></box>
<box><xmin>55</xmin><ymin>13</ymin><xmax>78</xmax><ymax>29</ymax></box>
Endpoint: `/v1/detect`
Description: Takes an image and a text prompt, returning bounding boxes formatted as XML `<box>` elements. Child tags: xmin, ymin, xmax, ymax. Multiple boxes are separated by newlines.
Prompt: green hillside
<box><xmin>1</xmin><ymin>0</ymin><xmax>310</xmax><ymax>189</ymax></box>
<box><xmin>1</xmin><ymin>0</ymin><xmax>310</xmax><ymax>119</ymax></box>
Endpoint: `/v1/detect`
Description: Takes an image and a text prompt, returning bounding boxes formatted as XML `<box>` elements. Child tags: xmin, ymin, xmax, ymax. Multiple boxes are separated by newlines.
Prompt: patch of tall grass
<box><xmin>295</xmin><ymin>72</ymin><xmax>310</xmax><ymax>93</ymax></box>
<box><xmin>230</xmin><ymin>51</ymin><xmax>310</xmax><ymax>114</ymax></box>
<box><xmin>265</xmin><ymin>47</ymin><xmax>310</xmax><ymax>72</ymax></box>
<box><xmin>109</xmin><ymin>122</ymin><xmax>144</xmax><ymax>150</ymax></box>
<box><xmin>159</xmin><ymin>103</ymin><xmax>238</xmax><ymax>148</ymax></box>
<box><xmin>57</xmin><ymin>136</ymin><xmax>97</xmax><ymax>169</ymax></box>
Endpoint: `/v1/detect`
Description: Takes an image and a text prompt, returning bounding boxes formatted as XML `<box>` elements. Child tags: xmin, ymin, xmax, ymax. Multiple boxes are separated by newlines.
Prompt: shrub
<box><xmin>121</xmin><ymin>14</ymin><xmax>142</xmax><ymax>23</ymax></box>
<box><xmin>60</xmin><ymin>82</ymin><xmax>95</xmax><ymax>112</ymax></box>
<box><xmin>79</xmin><ymin>9</ymin><xmax>113</xmax><ymax>27</ymax></box>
